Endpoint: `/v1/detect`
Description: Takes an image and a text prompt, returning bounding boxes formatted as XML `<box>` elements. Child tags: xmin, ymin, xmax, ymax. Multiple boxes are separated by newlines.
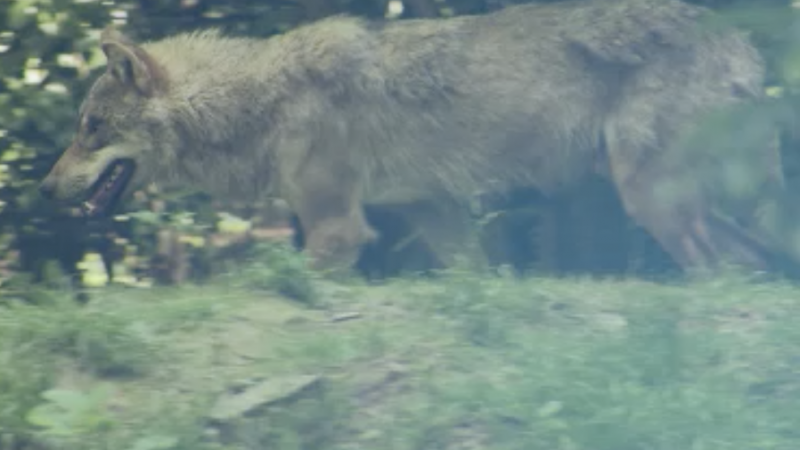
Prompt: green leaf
<box><xmin>781</xmin><ymin>45</ymin><xmax>800</xmax><ymax>87</ymax></box>
<box><xmin>25</xmin><ymin>403</ymin><xmax>71</xmax><ymax>434</ymax></box>
<box><xmin>41</xmin><ymin>389</ymin><xmax>88</xmax><ymax>411</ymax></box>
<box><xmin>8</xmin><ymin>0</ymin><xmax>38</xmax><ymax>30</ymax></box>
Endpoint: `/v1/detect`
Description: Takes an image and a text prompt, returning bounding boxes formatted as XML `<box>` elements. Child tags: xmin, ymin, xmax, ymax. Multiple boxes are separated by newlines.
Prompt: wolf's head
<box><xmin>39</xmin><ymin>27</ymin><xmax>174</xmax><ymax>217</ymax></box>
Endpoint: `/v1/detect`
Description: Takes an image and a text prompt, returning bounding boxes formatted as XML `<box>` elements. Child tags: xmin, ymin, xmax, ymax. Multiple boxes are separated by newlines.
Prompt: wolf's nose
<box><xmin>39</xmin><ymin>182</ymin><xmax>56</xmax><ymax>200</ymax></box>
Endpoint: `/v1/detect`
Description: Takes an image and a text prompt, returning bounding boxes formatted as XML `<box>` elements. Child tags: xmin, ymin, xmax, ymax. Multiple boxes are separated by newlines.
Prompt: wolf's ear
<box><xmin>100</xmin><ymin>26</ymin><xmax>165</xmax><ymax>96</ymax></box>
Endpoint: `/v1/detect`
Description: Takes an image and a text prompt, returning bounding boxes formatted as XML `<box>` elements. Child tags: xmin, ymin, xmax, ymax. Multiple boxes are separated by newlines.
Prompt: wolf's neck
<box><xmin>144</xmin><ymin>17</ymin><xmax>374</xmax><ymax>148</ymax></box>
<box><xmin>145</xmin><ymin>32</ymin><xmax>291</xmax><ymax>150</ymax></box>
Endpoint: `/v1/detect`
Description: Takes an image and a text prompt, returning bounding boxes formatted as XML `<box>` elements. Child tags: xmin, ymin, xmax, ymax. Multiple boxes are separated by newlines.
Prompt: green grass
<box><xmin>2</xmin><ymin>266</ymin><xmax>800</xmax><ymax>450</ymax></box>
<box><xmin>0</xmin><ymin>294</ymin><xmax>160</xmax><ymax>377</ymax></box>
<box><xmin>223</xmin><ymin>241</ymin><xmax>321</xmax><ymax>306</ymax></box>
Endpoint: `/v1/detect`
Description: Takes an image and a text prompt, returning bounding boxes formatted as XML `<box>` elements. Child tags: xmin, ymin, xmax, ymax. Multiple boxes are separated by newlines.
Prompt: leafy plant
<box><xmin>26</xmin><ymin>385</ymin><xmax>115</xmax><ymax>440</ymax></box>
<box><xmin>238</xmin><ymin>242</ymin><xmax>320</xmax><ymax>306</ymax></box>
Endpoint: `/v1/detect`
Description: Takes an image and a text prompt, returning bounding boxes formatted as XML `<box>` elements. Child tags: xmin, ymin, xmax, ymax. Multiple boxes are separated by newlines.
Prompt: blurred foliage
<box><xmin>2</xmin><ymin>0</ymin><xmax>800</xmax><ymax>293</ymax></box>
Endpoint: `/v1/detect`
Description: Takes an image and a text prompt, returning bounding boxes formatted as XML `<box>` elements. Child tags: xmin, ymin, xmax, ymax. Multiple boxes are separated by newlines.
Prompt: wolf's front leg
<box><xmin>284</xmin><ymin>173</ymin><xmax>377</xmax><ymax>274</ymax></box>
<box><xmin>303</xmin><ymin>213</ymin><xmax>378</xmax><ymax>273</ymax></box>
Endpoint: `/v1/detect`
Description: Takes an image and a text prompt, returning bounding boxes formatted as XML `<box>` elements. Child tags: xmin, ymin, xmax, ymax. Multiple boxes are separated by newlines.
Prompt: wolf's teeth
<box><xmin>103</xmin><ymin>165</ymin><xmax>123</xmax><ymax>189</ymax></box>
<box><xmin>83</xmin><ymin>201</ymin><xmax>96</xmax><ymax>213</ymax></box>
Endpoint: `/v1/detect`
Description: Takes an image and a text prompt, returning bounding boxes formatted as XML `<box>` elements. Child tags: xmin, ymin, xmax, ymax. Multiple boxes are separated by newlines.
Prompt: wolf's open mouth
<box><xmin>82</xmin><ymin>159</ymin><xmax>136</xmax><ymax>218</ymax></box>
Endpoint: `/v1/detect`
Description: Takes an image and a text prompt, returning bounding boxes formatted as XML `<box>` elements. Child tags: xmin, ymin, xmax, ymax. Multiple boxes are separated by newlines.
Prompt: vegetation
<box><xmin>4</xmin><ymin>259</ymin><xmax>800</xmax><ymax>449</ymax></box>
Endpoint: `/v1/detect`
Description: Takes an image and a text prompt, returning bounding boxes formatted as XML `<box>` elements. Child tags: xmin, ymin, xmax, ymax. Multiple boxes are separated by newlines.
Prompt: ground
<box><xmin>2</xmin><ymin>245</ymin><xmax>800</xmax><ymax>450</ymax></box>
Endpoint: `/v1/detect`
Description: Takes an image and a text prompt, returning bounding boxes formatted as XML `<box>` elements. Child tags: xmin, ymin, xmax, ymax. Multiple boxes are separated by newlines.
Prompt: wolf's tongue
<box><xmin>82</xmin><ymin>161</ymin><xmax>133</xmax><ymax>217</ymax></box>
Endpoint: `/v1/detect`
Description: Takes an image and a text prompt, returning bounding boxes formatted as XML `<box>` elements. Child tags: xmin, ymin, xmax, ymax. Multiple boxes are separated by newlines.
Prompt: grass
<box><xmin>0</xmin><ymin>294</ymin><xmax>160</xmax><ymax>377</ymax></box>
<box><xmin>226</xmin><ymin>241</ymin><xmax>321</xmax><ymax>306</ymax></box>
<box><xmin>2</xmin><ymin>259</ymin><xmax>800</xmax><ymax>450</ymax></box>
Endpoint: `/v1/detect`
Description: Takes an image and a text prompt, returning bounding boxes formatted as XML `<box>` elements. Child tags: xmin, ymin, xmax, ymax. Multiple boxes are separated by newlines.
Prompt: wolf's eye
<box><xmin>84</xmin><ymin>116</ymin><xmax>102</xmax><ymax>135</ymax></box>
<box><xmin>80</xmin><ymin>115</ymin><xmax>107</xmax><ymax>151</ymax></box>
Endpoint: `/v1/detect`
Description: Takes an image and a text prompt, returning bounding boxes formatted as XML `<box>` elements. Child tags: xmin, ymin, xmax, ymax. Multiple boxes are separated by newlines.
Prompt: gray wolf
<box><xmin>40</xmin><ymin>0</ymin><xmax>787</xmax><ymax>274</ymax></box>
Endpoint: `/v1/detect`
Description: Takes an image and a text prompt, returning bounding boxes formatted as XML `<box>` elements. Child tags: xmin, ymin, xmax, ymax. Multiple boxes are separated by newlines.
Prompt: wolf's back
<box><xmin>482</xmin><ymin>0</ymin><xmax>733</xmax><ymax>66</ymax></box>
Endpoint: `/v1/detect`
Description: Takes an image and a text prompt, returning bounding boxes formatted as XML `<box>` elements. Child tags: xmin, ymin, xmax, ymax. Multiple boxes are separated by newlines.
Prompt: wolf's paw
<box><xmin>305</xmin><ymin>217</ymin><xmax>377</xmax><ymax>274</ymax></box>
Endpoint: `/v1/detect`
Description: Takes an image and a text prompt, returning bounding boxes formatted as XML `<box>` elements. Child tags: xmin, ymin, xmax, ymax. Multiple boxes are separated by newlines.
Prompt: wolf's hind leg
<box><xmin>600</xmin><ymin>44</ymin><xmax>783</xmax><ymax>273</ymax></box>
<box><xmin>604</xmin><ymin>131</ymin><xmax>773</xmax><ymax>273</ymax></box>
<box><xmin>376</xmin><ymin>197</ymin><xmax>482</xmax><ymax>271</ymax></box>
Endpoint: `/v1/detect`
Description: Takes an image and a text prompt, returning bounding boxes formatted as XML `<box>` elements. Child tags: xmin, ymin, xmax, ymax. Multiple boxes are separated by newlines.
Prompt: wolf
<box><xmin>40</xmin><ymin>0</ymin><xmax>787</xmax><ymax>275</ymax></box>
